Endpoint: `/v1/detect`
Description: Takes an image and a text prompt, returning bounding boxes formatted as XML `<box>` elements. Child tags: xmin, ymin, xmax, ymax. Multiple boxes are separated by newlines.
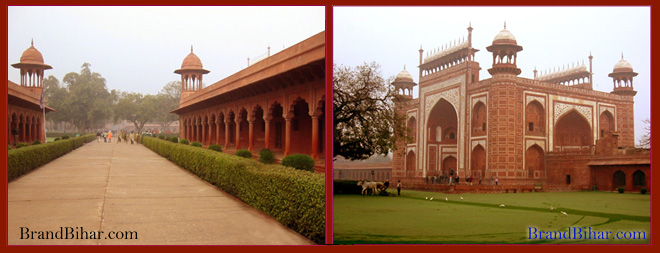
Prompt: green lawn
<box><xmin>333</xmin><ymin>190</ymin><xmax>650</xmax><ymax>244</ymax></box>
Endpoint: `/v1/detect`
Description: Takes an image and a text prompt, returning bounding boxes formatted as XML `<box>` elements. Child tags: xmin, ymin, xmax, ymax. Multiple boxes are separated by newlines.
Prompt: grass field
<box><xmin>334</xmin><ymin>190</ymin><xmax>650</xmax><ymax>244</ymax></box>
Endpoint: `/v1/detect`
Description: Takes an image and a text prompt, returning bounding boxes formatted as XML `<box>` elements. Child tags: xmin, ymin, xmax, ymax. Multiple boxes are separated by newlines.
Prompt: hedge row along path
<box><xmin>8</xmin><ymin>141</ymin><xmax>313</xmax><ymax>245</ymax></box>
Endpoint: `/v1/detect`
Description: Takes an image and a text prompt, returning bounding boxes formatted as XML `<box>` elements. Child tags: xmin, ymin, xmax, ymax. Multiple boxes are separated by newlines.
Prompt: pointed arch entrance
<box><xmin>554</xmin><ymin>110</ymin><xmax>592</xmax><ymax>151</ymax></box>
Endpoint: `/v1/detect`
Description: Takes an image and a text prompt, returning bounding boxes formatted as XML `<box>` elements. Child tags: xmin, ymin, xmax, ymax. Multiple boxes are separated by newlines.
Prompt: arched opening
<box><xmin>252</xmin><ymin>105</ymin><xmax>266</xmax><ymax>150</ymax></box>
<box><xmin>471</xmin><ymin>102</ymin><xmax>487</xmax><ymax>136</ymax></box>
<box><xmin>238</xmin><ymin>108</ymin><xmax>249</xmax><ymax>149</ymax></box>
<box><xmin>633</xmin><ymin>170</ymin><xmax>646</xmax><ymax>187</ymax></box>
<box><xmin>407</xmin><ymin>116</ymin><xmax>417</xmax><ymax>143</ymax></box>
<box><xmin>599</xmin><ymin>111</ymin><xmax>615</xmax><ymax>138</ymax></box>
<box><xmin>217</xmin><ymin>113</ymin><xmax>225</xmax><ymax>146</ymax></box>
<box><xmin>209</xmin><ymin>114</ymin><xmax>216</xmax><ymax>145</ymax></box>
<box><xmin>526</xmin><ymin>100</ymin><xmax>545</xmax><ymax>136</ymax></box>
<box><xmin>289</xmin><ymin>97</ymin><xmax>312</xmax><ymax>155</ymax></box>
<box><xmin>554</xmin><ymin>110</ymin><xmax>592</xmax><ymax>151</ymax></box>
<box><xmin>405</xmin><ymin>150</ymin><xmax>416</xmax><ymax>177</ymax></box>
<box><xmin>442</xmin><ymin>156</ymin><xmax>457</xmax><ymax>177</ymax></box>
<box><xmin>202</xmin><ymin>115</ymin><xmax>209</xmax><ymax>145</ymax></box>
<box><xmin>613</xmin><ymin>170</ymin><xmax>626</xmax><ymax>189</ymax></box>
<box><xmin>427</xmin><ymin>99</ymin><xmax>457</xmax><ymax>144</ymax></box>
<box><xmin>269</xmin><ymin>102</ymin><xmax>284</xmax><ymax>151</ymax></box>
<box><xmin>227</xmin><ymin>111</ymin><xmax>236</xmax><ymax>147</ymax></box>
<box><xmin>316</xmin><ymin>97</ymin><xmax>325</xmax><ymax>157</ymax></box>
<box><xmin>471</xmin><ymin>145</ymin><xmax>485</xmax><ymax>178</ymax></box>
<box><xmin>525</xmin><ymin>144</ymin><xmax>544</xmax><ymax>179</ymax></box>
<box><xmin>10</xmin><ymin>113</ymin><xmax>18</xmax><ymax>145</ymax></box>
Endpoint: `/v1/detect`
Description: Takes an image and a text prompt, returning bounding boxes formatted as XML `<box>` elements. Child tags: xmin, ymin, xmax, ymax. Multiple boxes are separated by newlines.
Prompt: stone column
<box><xmin>311</xmin><ymin>115</ymin><xmax>319</xmax><ymax>159</ymax></box>
<box><xmin>284</xmin><ymin>118</ymin><xmax>291</xmax><ymax>156</ymax></box>
<box><xmin>235</xmin><ymin>118</ymin><xmax>242</xmax><ymax>151</ymax></box>
<box><xmin>224</xmin><ymin>120</ymin><xmax>230</xmax><ymax>149</ymax></box>
<box><xmin>248</xmin><ymin>117</ymin><xmax>254</xmax><ymax>151</ymax></box>
<box><xmin>264</xmin><ymin>120</ymin><xmax>271</xmax><ymax>149</ymax></box>
<box><xmin>201</xmin><ymin>120</ymin><xmax>206</xmax><ymax>145</ymax></box>
<box><xmin>216</xmin><ymin>118</ymin><xmax>222</xmax><ymax>146</ymax></box>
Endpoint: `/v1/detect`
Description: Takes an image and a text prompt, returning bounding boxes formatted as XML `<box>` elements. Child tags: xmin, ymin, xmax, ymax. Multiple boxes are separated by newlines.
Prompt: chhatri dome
<box><xmin>175</xmin><ymin>45</ymin><xmax>209</xmax><ymax>74</ymax></box>
<box><xmin>492</xmin><ymin>22</ymin><xmax>517</xmax><ymax>45</ymax></box>
<box><xmin>180</xmin><ymin>46</ymin><xmax>204</xmax><ymax>69</ymax></box>
<box><xmin>612</xmin><ymin>54</ymin><xmax>634</xmax><ymax>73</ymax></box>
<box><xmin>14</xmin><ymin>40</ymin><xmax>52</xmax><ymax>69</ymax></box>
<box><xmin>394</xmin><ymin>68</ymin><xmax>414</xmax><ymax>83</ymax></box>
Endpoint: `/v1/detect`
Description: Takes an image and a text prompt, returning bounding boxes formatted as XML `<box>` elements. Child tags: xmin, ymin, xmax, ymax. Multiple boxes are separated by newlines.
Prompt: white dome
<box><xmin>395</xmin><ymin>69</ymin><xmax>414</xmax><ymax>82</ymax></box>
<box><xmin>493</xmin><ymin>29</ymin><xmax>517</xmax><ymax>44</ymax></box>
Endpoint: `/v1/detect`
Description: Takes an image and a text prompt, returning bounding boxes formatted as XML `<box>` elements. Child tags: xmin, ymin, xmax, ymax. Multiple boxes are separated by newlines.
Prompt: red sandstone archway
<box><xmin>217</xmin><ymin>113</ymin><xmax>225</xmax><ymax>147</ymax></box>
<box><xmin>471</xmin><ymin>145</ymin><xmax>485</xmax><ymax>178</ymax></box>
<box><xmin>238</xmin><ymin>108</ymin><xmax>249</xmax><ymax>149</ymax></box>
<box><xmin>472</xmin><ymin>102</ymin><xmax>487</xmax><ymax>136</ymax></box>
<box><xmin>209</xmin><ymin>114</ymin><xmax>216</xmax><ymax>145</ymax></box>
<box><xmin>9</xmin><ymin>113</ymin><xmax>18</xmax><ymax>145</ymax></box>
<box><xmin>406</xmin><ymin>150</ymin><xmax>416</xmax><ymax>177</ymax></box>
<box><xmin>442</xmin><ymin>156</ymin><xmax>457</xmax><ymax>177</ymax></box>
<box><xmin>554</xmin><ymin>110</ymin><xmax>592</xmax><ymax>151</ymax></box>
<box><xmin>289</xmin><ymin>97</ymin><xmax>312</xmax><ymax>155</ymax></box>
<box><xmin>427</xmin><ymin>99</ymin><xmax>457</xmax><ymax>144</ymax></box>
<box><xmin>314</xmin><ymin>97</ymin><xmax>325</xmax><ymax>158</ymax></box>
<box><xmin>599</xmin><ymin>110</ymin><xmax>615</xmax><ymax>138</ymax></box>
<box><xmin>613</xmin><ymin>170</ymin><xmax>626</xmax><ymax>189</ymax></box>
<box><xmin>268</xmin><ymin>102</ymin><xmax>285</xmax><ymax>151</ymax></box>
<box><xmin>252</xmin><ymin>105</ymin><xmax>266</xmax><ymax>151</ymax></box>
<box><xmin>633</xmin><ymin>170</ymin><xmax>646</xmax><ymax>187</ymax></box>
<box><xmin>227</xmin><ymin>111</ymin><xmax>236</xmax><ymax>147</ymax></box>
<box><xmin>526</xmin><ymin>101</ymin><xmax>545</xmax><ymax>136</ymax></box>
<box><xmin>525</xmin><ymin>144</ymin><xmax>544</xmax><ymax>179</ymax></box>
<box><xmin>407</xmin><ymin>116</ymin><xmax>417</xmax><ymax>142</ymax></box>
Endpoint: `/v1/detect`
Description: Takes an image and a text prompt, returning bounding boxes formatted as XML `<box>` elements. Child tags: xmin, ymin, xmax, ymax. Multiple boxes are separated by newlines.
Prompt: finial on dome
<box><xmin>621</xmin><ymin>52</ymin><xmax>624</xmax><ymax>59</ymax></box>
<box><xmin>469</xmin><ymin>21</ymin><xmax>472</xmax><ymax>28</ymax></box>
<box><xmin>31</xmin><ymin>38</ymin><xmax>34</xmax><ymax>47</ymax></box>
<box><xmin>504</xmin><ymin>21</ymin><xmax>506</xmax><ymax>30</ymax></box>
<box><xmin>191</xmin><ymin>45</ymin><xmax>193</xmax><ymax>53</ymax></box>
<box><xmin>404</xmin><ymin>64</ymin><xmax>406</xmax><ymax>70</ymax></box>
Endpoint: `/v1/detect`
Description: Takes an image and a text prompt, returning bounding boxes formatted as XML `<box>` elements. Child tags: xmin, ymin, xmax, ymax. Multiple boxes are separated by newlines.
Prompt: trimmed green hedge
<box><xmin>259</xmin><ymin>149</ymin><xmax>274</xmax><ymax>164</ymax></box>
<box><xmin>281</xmin><ymin>154</ymin><xmax>316</xmax><ymax>172</ymax></box>
<box><xmin>191</xmin><ymin>142</ymin><xmax>202</xmax><ymax>147</ymax></box>
<box><xmin>8</xmin><ymin>134</ymin><xmax>96</xmax><ymax>181</ymax></box>
<box><xmin>142</xmin><ymin>137</ymin><xmax>324</xmax><ymax>244</ymax></box>
<box><xmin>208</xmin><ymin>144</ymin><xmax>222</xmax><ymax>152</ymax></box>
<box><xmin>235</xmin><ymin>149</ymin><xmax>253</xmax><ymax>159</ymax></box>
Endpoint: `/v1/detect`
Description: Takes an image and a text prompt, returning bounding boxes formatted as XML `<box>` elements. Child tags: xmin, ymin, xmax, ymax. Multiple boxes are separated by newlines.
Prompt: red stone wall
<box><xmin>616</xmin><ymin>102</ymin><xmax>635</xmax><ymax>147</ymax></box>
<box><xmin>545</xmin><ymin>154</ymin><xmax>592</xmax><ymax>190</ymax></box>
<box><xmin>487</xmin><ymin>81</ymin><xmax>524</xmax><ymax>179</ymax></box>
<box><xmin>591</xmin><ymin>165</ymin><xmax>650</xmax><ymax>192</ymax></box>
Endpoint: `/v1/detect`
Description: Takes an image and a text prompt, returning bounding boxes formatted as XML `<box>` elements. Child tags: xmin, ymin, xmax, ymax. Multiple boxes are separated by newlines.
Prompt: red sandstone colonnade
<box><xmin>179</xmin><ymin>95</ymin><xmax>325</xmax><ymax>159</ymax></box>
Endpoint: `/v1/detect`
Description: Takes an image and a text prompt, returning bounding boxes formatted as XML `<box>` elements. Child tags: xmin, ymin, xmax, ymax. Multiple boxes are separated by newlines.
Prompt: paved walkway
<box><xmin>8</xmin><ymin>140</ymin><xmax>313</xmax><ymax>245</ymax></box>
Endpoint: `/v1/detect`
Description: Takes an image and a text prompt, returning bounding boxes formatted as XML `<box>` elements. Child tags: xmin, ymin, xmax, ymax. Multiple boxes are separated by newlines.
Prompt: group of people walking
<box><xmin>96</xmin><ymin>130</ymin><xmax>140</xmax><ymax>144</ymax></box>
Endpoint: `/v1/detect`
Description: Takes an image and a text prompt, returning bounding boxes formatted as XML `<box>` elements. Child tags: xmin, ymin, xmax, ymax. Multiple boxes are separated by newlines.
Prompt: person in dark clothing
<box><xmin>397</xmin><ymin>180</ymin><xmax>402</xmax><ymax>196</ymax></box>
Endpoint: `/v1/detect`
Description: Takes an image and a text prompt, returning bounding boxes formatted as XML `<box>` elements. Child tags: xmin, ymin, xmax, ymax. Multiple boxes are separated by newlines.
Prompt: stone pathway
<box><xmin>8</xmin><ymin>140</ymin><xmax>313</xmax><ymax>245</ymax></box>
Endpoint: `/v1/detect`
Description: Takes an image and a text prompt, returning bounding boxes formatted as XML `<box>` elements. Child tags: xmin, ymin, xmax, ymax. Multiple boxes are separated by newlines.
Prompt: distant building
<box><xmin>8</xmin><ymin>41</ymin><xmax>55</xmax><ymax>145</ymax></box>
<box><xmin>391</xmin><ymin>24</ymin><xmax>649</xmax><ymax>192</ymax></box>
<box><xmin>171</xmin><ymin>32</ymin><xmax>325</xmax><ymax>164</ymax></box>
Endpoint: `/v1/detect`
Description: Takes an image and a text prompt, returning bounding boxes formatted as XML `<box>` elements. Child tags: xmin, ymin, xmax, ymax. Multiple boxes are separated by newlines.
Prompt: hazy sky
<box><xmin>334</xmin><ymin>6</ymin><xmax>650</xmax><ymax>144</ymax></box>
<box><xmin>8</xmin><ymin>6</ymin><xmax>325</xmax><ymax>95</ymax></box>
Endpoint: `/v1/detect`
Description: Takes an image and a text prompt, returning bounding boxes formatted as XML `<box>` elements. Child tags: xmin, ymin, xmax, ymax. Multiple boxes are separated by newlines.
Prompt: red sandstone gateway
<box><xmin>389</xmin><ymin>24</ymin><xmax>649</xmax><ymax>193</ymax></box>
<box><xmin>171</xmin><ymin>31</ymin><xmax>325</xmax><ymax>167</ymax></box>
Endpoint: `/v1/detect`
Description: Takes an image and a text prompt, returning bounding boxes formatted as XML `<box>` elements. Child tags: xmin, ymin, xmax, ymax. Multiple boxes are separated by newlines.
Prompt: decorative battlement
<box><xmin>535</xmin><ymin>60</ymin><xmax>591</xmax><ymax>87</ymax></box>
<box><xmin>423</xmin><ymin>38</ymin><xmax>469</xmax><ymax>64</ymax></box>
<box><xmin>419</xmin><ymin>25</ymin><xmax>478</xmax><ymax>78</ymax></box>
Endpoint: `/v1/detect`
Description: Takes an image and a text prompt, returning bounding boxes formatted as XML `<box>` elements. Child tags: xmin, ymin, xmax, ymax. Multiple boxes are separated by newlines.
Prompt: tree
<box><xmin>114</xmin><ymin>92</ymin><xmax>158</xmax><ymax>133</ymax></box>
<box><xmin>638</xmin><ymin>118</ymin><xmax>650</xmax><ymax>148</ymax></box>
<box><xmin>153</xmin><ymin>81</ymin><xmax>181</xmax><ymax>131</ymax></box>
<box><xmin>333</xmin><ymin>62</ymin><xmax>407</xmax><ymax>160</ymax></box>
<box><xmin>61</xmin><ymin>63</ymin><xmax>113</xmax><ymax>131</ymax></box>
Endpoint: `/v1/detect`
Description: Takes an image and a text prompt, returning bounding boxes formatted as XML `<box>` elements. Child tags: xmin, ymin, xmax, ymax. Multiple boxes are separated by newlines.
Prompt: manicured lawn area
<box><xmin>334</xmin><ymin>190</ymin><xmax>650</xmax><ymax>244</ymax></box>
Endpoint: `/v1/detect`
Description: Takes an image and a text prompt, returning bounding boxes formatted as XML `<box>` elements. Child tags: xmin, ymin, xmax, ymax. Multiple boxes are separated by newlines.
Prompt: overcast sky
<box><xmin>8</xmin><ymin>6</ymin><xmax>325</xmax><ymax>95</ymax></box>
<box><xmin>334</xmin><ymin>6</ymin><xmax>650</xmax><ymax>145</ymax></box>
